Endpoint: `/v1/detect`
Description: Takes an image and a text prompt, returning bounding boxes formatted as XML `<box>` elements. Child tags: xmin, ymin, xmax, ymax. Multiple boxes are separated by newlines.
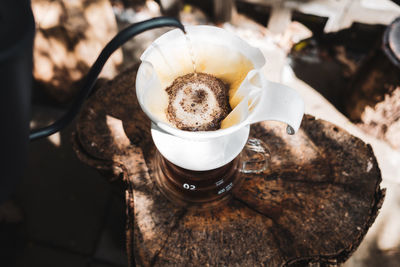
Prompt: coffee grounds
<box><xmin>166</xmin><ymin>73</ymin><xmax>231</xmax><ymax>131</ymax></box>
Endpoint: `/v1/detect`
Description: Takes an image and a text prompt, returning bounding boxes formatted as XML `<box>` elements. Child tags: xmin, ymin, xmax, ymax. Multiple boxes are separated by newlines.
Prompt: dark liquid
<box><xmin>153</xmin><ymin>152</ymin><xmax>243</xmax><ymax>210</ymax></box>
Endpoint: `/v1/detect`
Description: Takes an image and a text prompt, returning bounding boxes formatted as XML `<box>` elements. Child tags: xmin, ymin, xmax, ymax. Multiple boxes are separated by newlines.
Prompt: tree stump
<box><xmin>72</xmin><ymin>66</ymin><xmax>385</xmax><ymax>266</ymax></box>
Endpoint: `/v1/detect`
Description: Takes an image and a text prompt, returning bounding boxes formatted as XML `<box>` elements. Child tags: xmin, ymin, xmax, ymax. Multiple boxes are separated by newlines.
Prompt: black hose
<box><xmin>29</xmin><ymin>17</ymin><xmax>185</xmax><ymax>141</ymax></box>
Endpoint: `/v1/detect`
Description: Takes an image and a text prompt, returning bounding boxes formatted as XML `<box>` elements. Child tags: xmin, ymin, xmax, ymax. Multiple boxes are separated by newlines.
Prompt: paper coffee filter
<box><xmin>136</xmin><ymin>25</ymin><xmax>266</xmax><ymax>132</ymax></box>
<box><xmin>221</xmin><ymin>70</ymin><xmax>265</xmax><ymax>129</ymax></box>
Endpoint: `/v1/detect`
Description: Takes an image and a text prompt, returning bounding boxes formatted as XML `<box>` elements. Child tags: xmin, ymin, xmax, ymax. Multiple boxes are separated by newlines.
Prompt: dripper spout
<box><xmin>286</xmin><ymin>125</ymin><xmax>295</xmax><ymax>135</ymax></box>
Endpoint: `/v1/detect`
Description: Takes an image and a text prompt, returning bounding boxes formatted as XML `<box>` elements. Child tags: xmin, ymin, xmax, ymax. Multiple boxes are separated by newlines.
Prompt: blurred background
<box><xmin>1</xmin><ymin>0</ymin><xmax>400</xmax><ymax>266</ymax></box>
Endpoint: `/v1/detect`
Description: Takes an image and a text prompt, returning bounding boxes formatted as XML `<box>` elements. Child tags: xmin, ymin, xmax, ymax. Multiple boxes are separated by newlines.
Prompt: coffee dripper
<box><xmin>136</xmin><ymin>25</ymin><xmax>304</xmax><ymax>209</ymax></box>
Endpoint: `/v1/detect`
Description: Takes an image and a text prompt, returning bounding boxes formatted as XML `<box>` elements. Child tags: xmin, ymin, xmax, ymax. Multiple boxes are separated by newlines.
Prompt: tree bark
<box><xmin>73</xmin><ymin>66</ymin><xmax>384</xmax><ymax>266</ymax></box>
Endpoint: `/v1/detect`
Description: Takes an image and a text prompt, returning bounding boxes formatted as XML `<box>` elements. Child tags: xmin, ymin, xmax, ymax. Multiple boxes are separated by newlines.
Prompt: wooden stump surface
<box><xmin>73</xmin><ymin>66</ymin><xmax>385</xmax><ymax>266</ymax></box>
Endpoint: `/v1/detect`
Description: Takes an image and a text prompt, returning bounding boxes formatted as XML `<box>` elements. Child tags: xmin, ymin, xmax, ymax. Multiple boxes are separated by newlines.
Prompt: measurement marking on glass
<box><xmin>218</xmin><ymin>188</ymin><xmax>226</xmax><ymax>195</ymax></box>
<box><xmin>183</xmin><ymin>183</ymin><xmax>196</xmax><ymax>190</ymax></box>
<box><xmin>217</xmin><ymin>182</ymin><xmax>234</xmax><ymax>195</ymax></box>
<box><xmin>225</xmin><ymin>182</ymin><xmax>233</xmax><ymax>192</ymax></box>
<box><xmin>216</xmin><ymin>179</ymin><xmax>224</xmax><ymax>186</ymax></box>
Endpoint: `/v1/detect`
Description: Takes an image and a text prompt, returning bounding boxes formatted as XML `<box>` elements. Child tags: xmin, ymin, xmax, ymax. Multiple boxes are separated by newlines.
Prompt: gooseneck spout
<box><xmin>29</xmin><ymin>17</ymin><xmax>185</xmax><ymax>141</ymax></box>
